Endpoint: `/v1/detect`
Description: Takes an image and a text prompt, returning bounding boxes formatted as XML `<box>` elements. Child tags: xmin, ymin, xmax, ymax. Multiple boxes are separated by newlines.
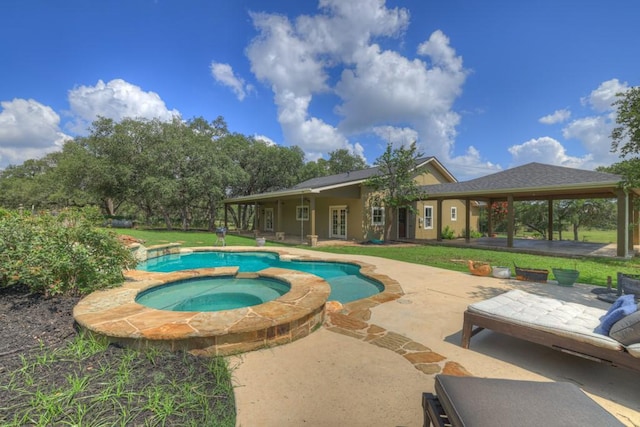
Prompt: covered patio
<box><xmin>420</xmin><ymin>163</ymin><xmax>640</xmax><ymax>258</ymax></box>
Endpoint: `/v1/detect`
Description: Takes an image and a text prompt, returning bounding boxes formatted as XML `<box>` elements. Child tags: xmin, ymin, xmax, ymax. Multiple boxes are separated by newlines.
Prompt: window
<box><xmin>451</xmin><ymin>207</ymin><xmax>457</xmax><ymax>221</ymax></box>
<box><xmin>371</xmin><ymin>206</ymin><xmax>385</xmax><ymax>226</ymax></box>
<box><xmin>296</xmin><ymin>205</ymin><xmax>309</xmax><ymax>221</ymax></box>
<box><xmin>424</xmin><ymin>206</ymin><xmax>433</xmax><ymax>229</ymax></box>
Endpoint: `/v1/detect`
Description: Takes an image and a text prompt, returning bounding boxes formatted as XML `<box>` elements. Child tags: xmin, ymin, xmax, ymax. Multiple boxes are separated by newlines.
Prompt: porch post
<box><xmin>253</xmin><ymin>201</ymin><xmax>258</xmax><ymax>235</ymax></box>
<box><xmin>487</xmin><ymin>198</ymin><xmax>494</xmax><ymax>237</ymax></box>
<box><xmin>436</xmin><ymin>199</ymin><xmax>443</xmax><ymax>241</ymax></box>
<box><xmin>465</xmin><ymin>198</ymin><xmax>471</xmax><ymax>243</ymax></box>
<box><xmin>507</xmin><ymin>195</ymin><xmax>514</xmax><ymax>248</ymax></box>
<box><xmin>616</xmin><ymin>189</ymin><xmax>629</xmax><ymax>257</ymax></box>
<box><xmin>628</xmin><ymin>193</ymin><xmax>635</xmax><ymax>253</ymax></box>
<box><xmin>547</xmin><ymin>199</ymin><xmax>553</xmax><ymax>241</ymax></box>
<box><xmin>310</xmin><ymin>196</ymin><xmax>316</xmax><ymax>236</ymax></box>
<box><xmin>277</xmin><ymin>200</ymin><xmax>282</xmax><ymax>232</ymax></box>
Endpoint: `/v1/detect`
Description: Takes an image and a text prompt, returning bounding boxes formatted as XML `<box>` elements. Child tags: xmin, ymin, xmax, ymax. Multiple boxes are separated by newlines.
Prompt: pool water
<box><xmin>136</xmin><ymin>276</ymin><xmax>290</xmax><ymax>312</ymax></box>
<box><xmin>137</xmin><ymin>251</ymin><xmax>383</xmax><ymax>303</ymax></box>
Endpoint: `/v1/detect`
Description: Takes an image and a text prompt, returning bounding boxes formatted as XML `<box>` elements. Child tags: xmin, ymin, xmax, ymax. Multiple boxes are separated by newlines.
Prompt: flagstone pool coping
<box><xmin>73</xmin><ymin>247</ymin><xmax>404</xmax><ymax>356</ymax></box>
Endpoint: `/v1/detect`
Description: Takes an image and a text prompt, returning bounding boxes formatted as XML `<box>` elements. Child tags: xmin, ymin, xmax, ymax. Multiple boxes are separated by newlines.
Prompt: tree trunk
<box><xmin>573</xmin><ymin>223</ymin><xmax>579</xmax><ymax>241</ymax></box>
<box><xmin>160</xmin><ymin>207</ymin><xmax>173</xmax><ymax>230</ymax></box>
<box><xmin>207</xmin><ymin>200</ymin><xmax>217</xmax><ymax>232</ymax></box>
<box><xmin>103</xmin><ymin>198</ymin><xmax>115</xmax><ymax>216</ymax></box>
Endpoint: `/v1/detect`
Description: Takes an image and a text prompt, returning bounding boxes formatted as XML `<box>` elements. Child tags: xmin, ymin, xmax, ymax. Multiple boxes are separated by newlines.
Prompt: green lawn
<box><xmin>113</xmin><ymin>228</ymin><xmax>286</xmax><ymax>248</ymax></box>
<box><xmin>115</xmin><ymin>228</ymin><xmax>639</xmax><ymax>288</ymax></box>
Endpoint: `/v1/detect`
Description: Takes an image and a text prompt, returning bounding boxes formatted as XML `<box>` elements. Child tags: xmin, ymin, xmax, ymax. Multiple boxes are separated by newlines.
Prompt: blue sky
<box><xmin>1</xmin><ymin>0</ymin><xmax>638</xmax><ymax>180</ymax></box>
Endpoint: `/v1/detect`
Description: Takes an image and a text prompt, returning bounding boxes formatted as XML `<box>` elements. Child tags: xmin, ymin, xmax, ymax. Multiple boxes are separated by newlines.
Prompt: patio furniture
<box><xmin>617</xmin><ymin>272</ymin><xmax>640</xmax><ymax>300</ymax></box>
<box><xmin>215</xmin><ymin>227</ymin><xmax>226</xmax><ymax>246</ymax></box>
<box><xmin>461</xmin><ymin>289</ymin><xmax>640</xmax><ymax>372</ymax></box>
<box><xmin>422</xmin><ymin>375</ymin><xmax>624</xmax><ymax>427</ymax></box>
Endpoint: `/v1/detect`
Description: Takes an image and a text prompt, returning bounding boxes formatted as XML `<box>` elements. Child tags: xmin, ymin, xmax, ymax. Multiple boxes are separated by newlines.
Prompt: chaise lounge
<box><xmin>422</xmin><ymin>375</ymin><xmax>624</xmax><ymax>426</ymax></box>
<box><xmin>461</xmin><ymin>289</ymin><xmax>640</xmax><ymax>372</ymax></box>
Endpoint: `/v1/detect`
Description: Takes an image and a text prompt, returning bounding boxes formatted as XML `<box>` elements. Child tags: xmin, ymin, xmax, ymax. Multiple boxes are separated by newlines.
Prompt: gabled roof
<box><xmin>225</xmin><ymin>156</ymin><xmax>453</xmax><ymax>203</ymax></box>
<box><xmin>419</xmin><ymin>162</ymin><xmax>625</xmax><ymax>200</ymax></box>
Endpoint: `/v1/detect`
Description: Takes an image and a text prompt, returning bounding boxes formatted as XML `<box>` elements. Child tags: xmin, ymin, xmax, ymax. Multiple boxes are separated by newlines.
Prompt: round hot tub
<box><xmin>73</xmin><ymin>268</ymin><xmax>331</xmax><ymax>356</ymax></box>
<box><xmin>135</xmin><ymin>276</ymin><xmax>290</xmax><ymax>312</ymax></box>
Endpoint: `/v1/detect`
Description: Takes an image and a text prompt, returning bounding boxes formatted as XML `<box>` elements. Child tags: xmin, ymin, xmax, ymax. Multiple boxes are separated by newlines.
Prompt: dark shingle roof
<box><xmin>292</xmin><ymin>156</ymin><xmax>436</xmax><ymax>190</ymax></box>
<box><xmin>420</xmin><ymin>162</ymin><xmax>622</xmax><ymax>197</ymax></box>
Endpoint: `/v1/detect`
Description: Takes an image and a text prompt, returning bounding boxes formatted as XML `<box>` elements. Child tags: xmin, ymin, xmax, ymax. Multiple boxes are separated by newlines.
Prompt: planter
<box><xmin>515</xmin><ymin>265</ymin><xmax>549</xmax><ymax>283</ymax></box>
<box><xmin>492</xmin><ymin>266</ymin><xmax>511</xmax><ymax>279</ymax></box>
<box><xmin>256</xmin><ymin>237</ymin><xmax>266</xmax><ymax>247</ymax></box>
<box><xmin>468</xmin><ymin>260</ymin><xmax>491</xmax><ymax>276</ymax></box>
<box><xmin>552</xmin><ymin>268</ymin><xmax>579</xmax><ymax>287</ymax></box>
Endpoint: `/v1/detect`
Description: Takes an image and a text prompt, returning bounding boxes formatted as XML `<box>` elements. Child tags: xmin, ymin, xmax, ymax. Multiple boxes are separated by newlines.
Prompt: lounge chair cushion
<box><xmin>627</xmin><ymin>343</ymin><xmax>640</xmax><ymax>358</ymax></box>
<box><xmin>467</xmin><ymin>289</ymin><xmax>623</xmax><ymax>351</ymax></box>
<box><xmin>609</xmin><ymin>310</ymin><xmax>640</xmax><ymax>345</ymax></box>
<box><xmin>432</xmin><ymin>375</ymin><xmax>624</xmax><ymax>427</ymax></box>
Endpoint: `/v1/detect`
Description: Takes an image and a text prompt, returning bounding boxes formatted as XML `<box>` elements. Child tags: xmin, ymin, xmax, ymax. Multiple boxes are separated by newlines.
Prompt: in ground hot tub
<box><xmin>135</xmin><ymin>275</ymin><xmax>291</xmax><ymax>312</ymax></box>
<box><xmin>73</xmin><ymin>268</ymin><xmax>331</xmax><ymax>355</ymax></box>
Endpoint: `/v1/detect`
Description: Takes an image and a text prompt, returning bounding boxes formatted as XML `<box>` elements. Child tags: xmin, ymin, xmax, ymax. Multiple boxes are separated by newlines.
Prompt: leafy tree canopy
<box><xmin>611</xmin><ymin>86</ymin><xmax>640</xmax><ymax>157</ymax></box>
<box><xmin>365</xmin><ymin>142</ymin><xmax>426</xmax><ymax>240</ymax></box>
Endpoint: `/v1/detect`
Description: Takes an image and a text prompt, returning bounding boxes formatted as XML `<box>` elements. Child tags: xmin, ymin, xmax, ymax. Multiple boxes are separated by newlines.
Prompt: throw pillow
<box><xmin>609</xmin><ymin>309</ymin><xmax>640</xmax><ymax>345</ymax></box>
<box><xmin>594</xmin><ymin>294</ymin><xmax>637</xmax><ymax>335</ymax></box>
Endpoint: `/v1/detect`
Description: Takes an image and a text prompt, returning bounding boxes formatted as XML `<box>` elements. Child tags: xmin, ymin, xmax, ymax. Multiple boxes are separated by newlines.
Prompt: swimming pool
<box><xmin>137</xmin><ymin>251</ymin><xmax>384</xmax><ymax>303</ymax></box>
<box><xmin>75</xmin><ymin>247</ymin><xmax>403</xmax><ymax>355</ymax></box>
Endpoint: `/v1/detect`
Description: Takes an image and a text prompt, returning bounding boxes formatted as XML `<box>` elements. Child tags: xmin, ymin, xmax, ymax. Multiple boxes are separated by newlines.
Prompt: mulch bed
<box><xmin>0</xmin><ymin>284</ymin><xmax>234</xmax><ymax>426</ymax></box>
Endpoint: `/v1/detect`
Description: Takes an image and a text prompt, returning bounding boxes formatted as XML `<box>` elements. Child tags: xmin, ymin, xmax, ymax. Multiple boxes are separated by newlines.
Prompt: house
<box><xmin>223</xmin><ymin>157</ymin><xmax>480</xmax><ymax>245</ymax></box>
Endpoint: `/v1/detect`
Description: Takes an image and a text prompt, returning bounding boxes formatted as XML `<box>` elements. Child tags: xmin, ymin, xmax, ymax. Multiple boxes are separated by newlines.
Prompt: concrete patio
<box><xmin>230</xmin><ymin>247</ymin><xmax>640</xmax><ymax>426</ymax></box>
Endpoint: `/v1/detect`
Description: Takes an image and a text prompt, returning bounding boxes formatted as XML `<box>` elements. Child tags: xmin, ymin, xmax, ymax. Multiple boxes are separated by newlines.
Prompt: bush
<box><xmin>442</xmin><ymin>225</ymin><xmax>456</xmax><ymax>240</ymax></box>
<box><xmin>0</xmin><ymin>207</ymin><xmax>137</xmax><ymax>296</ymax></box>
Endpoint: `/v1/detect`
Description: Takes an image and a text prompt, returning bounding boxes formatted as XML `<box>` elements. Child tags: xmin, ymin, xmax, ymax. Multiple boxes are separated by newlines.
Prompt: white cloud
<box><xmin>253</xmin><ymin>134</ymin><xmax>277</xmax><ymax>145</ymax></box>
<box><xmin>539</xmin><ymin>109</ymin><xmax>571</xmax><ymax>125</ymax></box>
<box><xmin>581</xmin><ymin>78</ymin><xmax>629</xmax><ymax>112</ymax></box>
<box><xmin>562</xmin><ymin>113</ymin><xmax>618</xmax><ymax>165</ymax></box>
<box><xmin>372</xmin><ymin>126</ymin><xmax>418</xmax><ymax>147</ymax></box>
<box><xmin>445</xmin><ymin>146</ymin><xmax>502</xmax><ymax>181</ymax></box>
<box><xmin>245</xmin><ymin>1</ymin><xmax>475</xmax><ymax>172</ymax></box>
<box><xmin>508</xmin><ymin>136</ymin><xmax>592</xmax><ymax>168</ymax></box>
<box><xmin>67</xmin><ymin>79</ymin><xmax>180</xmax><ymax>133</ymax></box>
<box><xmin>210</xmin><ymin>62</ymin><xmax>254</xmax><ymax>101</ymax></box>
<box><xmin>0</xmin><ymin>98</ymin><xmax>72</xmax><ymax>168</ymax></box>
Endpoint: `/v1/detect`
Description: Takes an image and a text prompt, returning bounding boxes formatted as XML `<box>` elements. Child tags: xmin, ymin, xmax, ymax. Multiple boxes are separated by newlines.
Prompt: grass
<box><xmin>312</xmin><ymin>244</ymin><xmax>639</xmax><ymax>287</ymax></box>
<box><xmin>113</xmin><ymin>227</ymin><xmax>285</xmax><ymax>248</ymax></box>
<box><xmin>1</xmin><ymin>333</ymin><xmax>236</xmax><ymax>427</ymax></box>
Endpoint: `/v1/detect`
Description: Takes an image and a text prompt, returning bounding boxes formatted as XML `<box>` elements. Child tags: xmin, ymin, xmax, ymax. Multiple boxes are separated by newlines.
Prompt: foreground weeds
<box><xmin>0</xmin><ymin>333</ymin><xmax>235</xmax><ymax>427</ymax></box>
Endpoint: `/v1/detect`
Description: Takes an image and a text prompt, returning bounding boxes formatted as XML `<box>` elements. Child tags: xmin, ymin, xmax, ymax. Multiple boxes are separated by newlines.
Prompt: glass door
<box><xmin>264</xmin><ymin>208</ymin><xmax>274</xmax><ymax>231</ymax></box>
<box><xmin>330</xmin><ymin>206</ymin><xmax>347</xmax><ymax>239</ymax></box>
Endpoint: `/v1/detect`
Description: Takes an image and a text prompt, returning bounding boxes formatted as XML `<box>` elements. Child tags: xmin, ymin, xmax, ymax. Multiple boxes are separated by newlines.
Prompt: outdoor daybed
<box><xmin>461</xmin><ymin>289</ymin><xmax>640</xmax><ymax>372</ymax></box>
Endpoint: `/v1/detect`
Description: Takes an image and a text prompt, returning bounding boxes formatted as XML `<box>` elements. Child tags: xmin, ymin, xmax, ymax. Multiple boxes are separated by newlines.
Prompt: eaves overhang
<box><xmin>224</xmin><ymin>188</ymin><xmax>320</xmax><ymax>204</ymax></box>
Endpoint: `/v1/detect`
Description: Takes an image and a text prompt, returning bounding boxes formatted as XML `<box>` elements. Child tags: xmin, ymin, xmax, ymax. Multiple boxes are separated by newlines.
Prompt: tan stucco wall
<box><xmin>244</xmin><ymin>162</ymin><xmax>478</xmax><ymax>242</ymax></box>
<box><xmin>414</xmin><ymin>199</ymin><xmax>479</xmax><ymax>239</ymax></box>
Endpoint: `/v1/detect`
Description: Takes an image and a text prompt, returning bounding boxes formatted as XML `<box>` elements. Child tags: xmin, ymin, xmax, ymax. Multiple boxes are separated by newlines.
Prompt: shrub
<box><xmin>442</xmin><ymin>225</ymin><xmax>456</xmax><ymax>240</ymax></box>
<box><xmin>0</xmin><ymin>207</ymin><xmax>137</xmax><ymax>296</ymax></box>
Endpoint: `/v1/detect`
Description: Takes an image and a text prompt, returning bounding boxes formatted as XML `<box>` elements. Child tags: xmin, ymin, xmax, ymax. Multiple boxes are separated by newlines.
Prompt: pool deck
<box><xmin>230</xmin><ymin>247</ymin><xmax>640</xmax><ymax>427</ymax></box>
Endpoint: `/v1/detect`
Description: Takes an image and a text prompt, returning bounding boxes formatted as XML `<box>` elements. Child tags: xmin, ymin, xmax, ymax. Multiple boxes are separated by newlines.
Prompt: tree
<box><xmin>611</xmin><ymin>86</ymin><xmax>640</xmax><ymax>157</ymax></box>
<box><xmin>298</xmin><ymin>149</ymin><xmax>368</xmax><ymax>182</ymax></box>
<box><xmin>364</xmin><ymin>142</ymin><xmax>425</xmax><ymax>241</ymax></box>
<box><xmin>326</xmin><ymin>149</ymin><xmax>367</xmax><ymax>174</ymax></box>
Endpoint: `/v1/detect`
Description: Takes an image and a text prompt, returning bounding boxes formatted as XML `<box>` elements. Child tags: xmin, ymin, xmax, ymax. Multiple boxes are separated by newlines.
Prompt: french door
<box><xmin>264</xmin><ymin>208</ymin><xmax>274</xmax><ymax>231</ymax></box>
<box><xmin>330</xmin><ymin>206</ymin><xmax>347</xmax><ymax>239</ymax></box>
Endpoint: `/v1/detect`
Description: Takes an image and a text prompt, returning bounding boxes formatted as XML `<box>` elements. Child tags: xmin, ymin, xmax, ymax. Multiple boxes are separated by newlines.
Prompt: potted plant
<box><xmin>552</xmin><ymin>266</ymin><xmax>580</xmax><ymax>287</ymax></box>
